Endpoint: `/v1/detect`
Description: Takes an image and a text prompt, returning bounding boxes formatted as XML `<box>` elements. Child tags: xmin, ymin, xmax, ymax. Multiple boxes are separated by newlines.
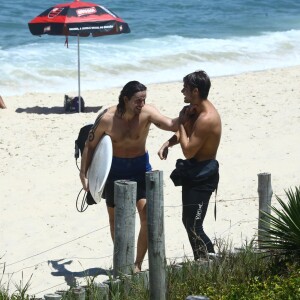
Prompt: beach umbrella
<box><xmin>28</xmin><ymin>0</ymin><xmax>130</xmax><ymax>112</ymax></box>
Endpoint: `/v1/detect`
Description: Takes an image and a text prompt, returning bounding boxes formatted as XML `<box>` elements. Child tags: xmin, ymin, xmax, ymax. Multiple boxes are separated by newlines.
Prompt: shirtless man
<box><xmin>80</xmin><ymin>81</ymin><xmax>179</xmax><ymax>271</ymax></box>
<box><xmin>158</xmin><ymin>70</ymin><xmax>222</xmax><ymax>260</ymax></box>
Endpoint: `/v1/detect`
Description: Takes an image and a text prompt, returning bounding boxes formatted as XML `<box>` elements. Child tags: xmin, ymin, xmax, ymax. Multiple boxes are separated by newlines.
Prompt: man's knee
<box><xmin>137</xmin><ymin>199</ymin><xmax>147</xmax><ymax>221</ymax></box>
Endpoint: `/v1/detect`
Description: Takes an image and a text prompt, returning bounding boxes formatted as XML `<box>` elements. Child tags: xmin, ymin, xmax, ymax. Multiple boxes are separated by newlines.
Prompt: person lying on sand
<box><xmin>0</xmin><ymin>96</ymin><xmax>7</xmax><ymax>109</ymax></box>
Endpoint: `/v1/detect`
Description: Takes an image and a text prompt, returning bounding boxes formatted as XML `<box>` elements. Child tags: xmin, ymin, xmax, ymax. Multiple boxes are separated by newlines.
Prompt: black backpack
<box><xmin>64</xmin><ymin>95</ymin><xmax>85</xmax><ymax>112</ymax></box>
<box><xmin>75</xmin><ymin>124</ymin><xmax>93</xmax><ymax>159</ymax></box>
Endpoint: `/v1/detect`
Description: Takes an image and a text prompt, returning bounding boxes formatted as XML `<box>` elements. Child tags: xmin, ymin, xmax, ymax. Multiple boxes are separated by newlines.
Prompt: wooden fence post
<box><xmin>186</xmin><ymin>296</ymin><xmax>210</xmax><ymax>300</ymax></box>
<box><xmin>89</xmin><ymin>282</ymin><xmax>109</xmax><ymax>300</ymax></box>
<box><xmin>146</xmin><ymin>170</ymin><xmax>166</xmax><ymax>300</ymax></box>
<box><xmin>44</xmin><ymin>294</ymin><xmax>62</xmax><ymax>300</ymax></box>
<box><xmin>257</xmin><ymin>172</ymin><xmax>273</xmax><ymax>248</ymax></box>
<box><xmin>113</xmin><ymin>180</ymin><xmax>137</xmax><ymax>277</ymax></box>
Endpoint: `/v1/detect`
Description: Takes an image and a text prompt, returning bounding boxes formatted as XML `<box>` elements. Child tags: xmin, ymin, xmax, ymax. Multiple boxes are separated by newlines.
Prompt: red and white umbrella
<box><xmin>28</xmin><ymin>0</ymin><xmax>130</xmax><ymax>112</ymax></box>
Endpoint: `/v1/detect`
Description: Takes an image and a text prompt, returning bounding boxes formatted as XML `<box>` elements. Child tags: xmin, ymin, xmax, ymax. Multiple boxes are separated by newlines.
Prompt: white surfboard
<box><xmin>88</xmin><ymin>134</ymin><xmax>113</xmax><ymax>203</ymax></box>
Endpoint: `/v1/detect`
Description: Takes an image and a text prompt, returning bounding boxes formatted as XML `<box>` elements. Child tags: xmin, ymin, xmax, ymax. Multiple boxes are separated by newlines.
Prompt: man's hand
<box><xmin>80</xmin><ymin>171</ymin><xmax>89</xmax><ymax>191</ymax></box>
<box><xmin>158</xmin><ymin>143</ymin><xmax>169</xmax><ymax>160</ymax></box>
<box><xmin>179</xmin><ymin>105</ymin><xmax>195</xmax><ymax>125</ymax></box>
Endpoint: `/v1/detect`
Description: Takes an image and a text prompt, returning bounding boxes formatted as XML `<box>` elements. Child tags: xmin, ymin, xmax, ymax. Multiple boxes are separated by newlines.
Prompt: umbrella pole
<box><xmin>77</xmin><ymin>34</ymin><xmax>81</xmax><ymax>113</ymax></box>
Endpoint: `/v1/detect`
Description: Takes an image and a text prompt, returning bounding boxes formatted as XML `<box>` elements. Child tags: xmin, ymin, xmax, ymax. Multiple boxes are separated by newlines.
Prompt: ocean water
<box><xmin>0</xmin><ymin>0</ymin><xmax>300</xmax><ymax>96</ymax></box>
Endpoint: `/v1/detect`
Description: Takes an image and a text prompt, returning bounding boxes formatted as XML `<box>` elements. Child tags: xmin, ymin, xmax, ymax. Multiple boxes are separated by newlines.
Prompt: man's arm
<box><xmin>80</xmin><ymin>110</ymin><xmax>108</xmax><ymax>190</ymax></box>
<box><xmin>157</xmin><ymin>132</ymin><xmax>179</xmax><ymax>160</ymax></box>
<box><xmin>146</xmin><ymin>104</ymin><xmax>179</xmax><ymax>132</ymax></box>
<box><xmin>178</xmin><ymin>114</ymin><xmax>210</xmax><ymax>159</ymax></box>
<box><xmin>156</xmin><ymin>105</ymin><xmax>195</xmax><ymax>160</ymax></box>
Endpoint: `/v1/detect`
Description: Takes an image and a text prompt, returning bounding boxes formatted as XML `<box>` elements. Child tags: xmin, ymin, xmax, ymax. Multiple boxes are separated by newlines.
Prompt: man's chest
<box><xmin>109</xmin><ymin>118</ymin><xmax>149</xmax><ymax>142</ymax></box>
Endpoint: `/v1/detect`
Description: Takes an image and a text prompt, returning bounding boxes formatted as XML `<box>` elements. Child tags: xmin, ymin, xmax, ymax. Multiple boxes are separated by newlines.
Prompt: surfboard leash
<box><xmin>76</xmin><ymin>188</ymin><xmax>88</xmax><ymax>212</ymax></box>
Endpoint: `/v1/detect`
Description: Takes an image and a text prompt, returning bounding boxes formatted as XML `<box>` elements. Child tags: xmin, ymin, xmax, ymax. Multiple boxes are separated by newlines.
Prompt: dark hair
<box><xmin>183</xmin><ymin>70</ymin><xmax>211</xmax><ymax>100</ymax></box>
<box><xmin>117</xmin><ymin>81</ymin><xmax>147</xmax><ymax>116</ymax></box>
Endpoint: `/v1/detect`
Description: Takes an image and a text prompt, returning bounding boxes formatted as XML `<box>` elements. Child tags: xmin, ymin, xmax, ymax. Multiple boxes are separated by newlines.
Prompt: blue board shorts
<box><xmin>102</xmin><ymin>152</ymin><xmax>152</xmax><ymax>207</ymax></box>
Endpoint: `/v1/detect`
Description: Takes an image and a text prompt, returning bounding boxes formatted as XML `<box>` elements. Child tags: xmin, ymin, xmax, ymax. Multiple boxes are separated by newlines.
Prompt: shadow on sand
<box><xmin>15</xmin><ymin>106</ymin><xmax>102</xmax><ymax>115</ymax></box>
<box><xmin>49</xmin><ymin>259</ymin><xmax>110</xmax><ymax>288</ymax></box>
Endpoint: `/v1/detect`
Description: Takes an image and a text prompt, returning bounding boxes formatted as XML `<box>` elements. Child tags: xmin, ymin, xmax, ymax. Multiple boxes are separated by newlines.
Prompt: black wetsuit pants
<box><xmin>182</xmin><ymin>185</ymin><xmax>215</xmax><ymax>260</ymax></box>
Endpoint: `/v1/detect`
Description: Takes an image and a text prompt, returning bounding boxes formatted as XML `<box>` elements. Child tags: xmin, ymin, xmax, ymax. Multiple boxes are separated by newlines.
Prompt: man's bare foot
<box><xmin>134</xmin><ymin>263</ymin><xmax>142</xmax><ymax>273</ymax></box>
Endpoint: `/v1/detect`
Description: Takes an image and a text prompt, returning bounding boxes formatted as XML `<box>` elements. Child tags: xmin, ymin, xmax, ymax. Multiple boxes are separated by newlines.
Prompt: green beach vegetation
<box><xmin>1</xmin><ymin>187</ymin><xmax>300</xmax><ymax>300</ymax></box>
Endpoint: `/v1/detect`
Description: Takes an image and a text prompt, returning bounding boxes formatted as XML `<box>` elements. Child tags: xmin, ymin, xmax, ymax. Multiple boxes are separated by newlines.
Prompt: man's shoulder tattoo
<box><xmin>88</xmin><ymin>108</ymin><xmax>108</xmax><ymax>142</ymax></box>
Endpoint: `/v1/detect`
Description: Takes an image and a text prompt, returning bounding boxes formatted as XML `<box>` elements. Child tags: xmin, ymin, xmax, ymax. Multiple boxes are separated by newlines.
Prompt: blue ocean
<box><xmin>1</xmin><ymin>0</ymin><xmax>300</xmax><ymax>96</ymax></box>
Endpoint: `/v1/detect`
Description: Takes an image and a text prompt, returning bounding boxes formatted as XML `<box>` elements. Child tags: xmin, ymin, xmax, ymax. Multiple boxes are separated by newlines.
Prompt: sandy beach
<box><xmin>0</xmin><ymin>66</ymin><xmax>299</xmax><ymax>298</ymax></box>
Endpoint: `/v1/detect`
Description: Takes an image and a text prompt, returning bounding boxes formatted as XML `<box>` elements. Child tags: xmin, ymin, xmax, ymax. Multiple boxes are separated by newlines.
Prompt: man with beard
<box><xmin>80</xmin><ymin>80</ymin><xmax>179</xmax><ymax>272</ymax></box>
